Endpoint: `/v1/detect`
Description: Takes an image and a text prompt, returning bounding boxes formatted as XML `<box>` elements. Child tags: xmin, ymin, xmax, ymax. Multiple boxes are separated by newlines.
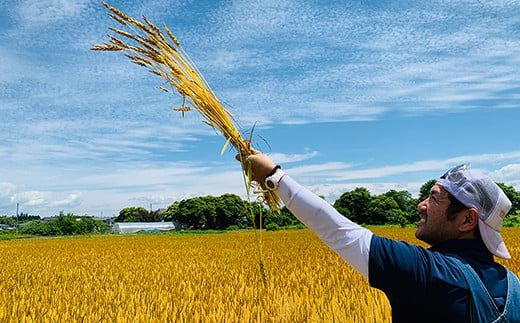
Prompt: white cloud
<box><xmin>283</xmin><ymin>153</ymin><xmax>520</xmax><ymax>202</ymax></box>
<box><xmin>286</xmin><ymin>151</ymin><xmax>520</xmax><ymax>183</ymax></box>
<box><xmin>130</xmin><ymin>194</ymin><xmax>175</xmax><ymax>206</ymax></box>
<box><xmin>3</xmin><ymin>150</ymin><xmax>519</xmax><ymax>217</ymax></box>
<box><xmin>307</xmin><ymin>181</ymin><xmax>426</xmax><ymax>203</ymax></box>
<box><xmin>268</xmin><ymin>151</ymin><xmax>318</xmax><ymax>163</ymax></box>
<box><xmin>0</xmin><ymin>183</ymin><xmax>20</xmax><ymax>207</ymax></box>
<box><xmin>50</xmin><ymin>193</ymin><xmax>82</xmax><ymax>207</ymax></box>
<box><xmin>11</xmin><ymin>190</ymin><xmax>46</xmax><ymax>207</ymax></box>
<box><xmin>76</xmin><ymin>163</ymin><xmax>211</xmax><ymax>188</ymax></box>
<box><xmin>4</xmin><ymin>189</ymin><xmax>82</xmax><ymax>211</ymax></box>
<box><xmin>18</xmin><ymin>0</ymin><xmax>90</xmax><ymax>26</ymax></box>
<box><xmin>489</xmin><ymin>164</ymin><xmax>520</xmax><ymax>190</ymax></box>
<box><xmin>287</xmin><ymin>162</ymin><xmax>354</xmax><ymax>177</ymax></box>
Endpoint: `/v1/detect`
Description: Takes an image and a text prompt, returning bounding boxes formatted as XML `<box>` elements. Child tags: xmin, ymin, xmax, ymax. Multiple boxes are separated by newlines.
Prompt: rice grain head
<box><xmin>92</xmin><ymin>2</ymin><xmax>281</xmax><ymax>211</ymax></box>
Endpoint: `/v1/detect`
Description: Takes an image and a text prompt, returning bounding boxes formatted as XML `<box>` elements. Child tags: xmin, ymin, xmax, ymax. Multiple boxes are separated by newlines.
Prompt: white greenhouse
<box><xmin>111</xmin><ymin>222</ymin><xmax>180</xmax><ymax>234</ymax></box>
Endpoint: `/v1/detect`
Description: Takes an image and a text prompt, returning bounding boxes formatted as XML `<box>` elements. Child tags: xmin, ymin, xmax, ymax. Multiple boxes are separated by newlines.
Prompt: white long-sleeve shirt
<box><xmin>276</xmin><ymin>176</ymin><xmax>520</xmax><ymax>322</ymax></box>
<box><xmin>277</xmin><ymin>175</ymin><xmax>373</xmax><ymax>278</ymax></box>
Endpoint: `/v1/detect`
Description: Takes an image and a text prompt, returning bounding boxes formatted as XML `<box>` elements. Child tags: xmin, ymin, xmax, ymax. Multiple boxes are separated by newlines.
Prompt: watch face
<box><xmin>266</xmin><ymin>180</ymin><xmax>276</xmax><ymax>189</ymax></box>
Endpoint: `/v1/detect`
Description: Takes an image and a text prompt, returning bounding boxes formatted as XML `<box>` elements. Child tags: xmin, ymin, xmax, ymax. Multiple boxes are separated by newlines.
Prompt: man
<box><xmin>239</xmin><ymin>150</ymin><xmax>520</xmax><ymax>322</ymax></box>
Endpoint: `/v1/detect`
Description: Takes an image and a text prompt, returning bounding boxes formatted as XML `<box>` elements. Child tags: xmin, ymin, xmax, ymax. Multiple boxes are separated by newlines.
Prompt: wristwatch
<box><xmin>265</xmin><ymin>165</ymin><xmax>285</xmax><ymax>190</ymax></box>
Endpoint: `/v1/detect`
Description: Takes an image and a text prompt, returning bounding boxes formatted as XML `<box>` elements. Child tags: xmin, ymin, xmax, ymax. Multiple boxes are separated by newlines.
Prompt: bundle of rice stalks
<box><xmin>92</xmin><ymin>2</ymin><xmax>280</xmax><ymax>211</ymax></box>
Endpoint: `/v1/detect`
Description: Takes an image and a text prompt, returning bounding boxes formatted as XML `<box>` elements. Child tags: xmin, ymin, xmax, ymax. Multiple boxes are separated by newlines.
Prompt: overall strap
<box><xmin>501</xmin><ymin>269</ymin><xmax>520</xmax><ymax>321</ymax></box>
<box><xmin>446</xmin><ymin>254</ymin><xmax>501</xmax><ymax>322</ymax></box>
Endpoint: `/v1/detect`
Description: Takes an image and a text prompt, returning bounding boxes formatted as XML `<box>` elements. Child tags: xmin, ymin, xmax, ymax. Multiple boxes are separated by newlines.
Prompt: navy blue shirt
<box><xmin>369</xmin><ymin>235</ymin><xmax>508</xmax><ymax>323</ymax></box>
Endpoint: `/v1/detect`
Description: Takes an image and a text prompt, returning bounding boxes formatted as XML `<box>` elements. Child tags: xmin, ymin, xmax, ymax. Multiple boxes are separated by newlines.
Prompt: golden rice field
<box><xmin>1</xmin><ymin>228</ymin><xmax>518</xmax><ymax>322</ymax></box>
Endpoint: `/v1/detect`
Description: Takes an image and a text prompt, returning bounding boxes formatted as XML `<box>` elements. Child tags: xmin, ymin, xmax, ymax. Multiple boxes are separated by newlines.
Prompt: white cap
<box><xmin>437</xmin><ymin>164</ymin><xmax>512</xmax><ymax>259</ymax></box>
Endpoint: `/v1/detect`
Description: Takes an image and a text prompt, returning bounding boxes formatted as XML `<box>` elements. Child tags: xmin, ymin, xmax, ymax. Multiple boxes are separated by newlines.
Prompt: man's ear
<box><xmin>459</xmin><ymin>208</ymin><xmax>479</xmax><ymax>233</ymax></box>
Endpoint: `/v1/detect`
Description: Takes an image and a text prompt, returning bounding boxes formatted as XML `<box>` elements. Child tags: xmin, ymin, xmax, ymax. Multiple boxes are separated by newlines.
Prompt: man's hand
<box><xmin>236</xmin><ymin>148</ymin><xmax>276</xmax><ymax>183</ymax></box>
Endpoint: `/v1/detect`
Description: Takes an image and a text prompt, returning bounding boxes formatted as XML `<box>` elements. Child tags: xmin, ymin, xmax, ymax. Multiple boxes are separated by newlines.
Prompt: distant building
<box><xmin>92</xmin><ymin>217</ymin><xmax>115</xmax><ymax>225</ymax></box>
<box><xmin>41</xmin><ymin>216</ymin><xmax>115</xmax><ymax>225</ymax></box>
<box><xmin>111</xmin><ymin>221</ymin><xmax>181</xmax><ymax>234</ymax></box>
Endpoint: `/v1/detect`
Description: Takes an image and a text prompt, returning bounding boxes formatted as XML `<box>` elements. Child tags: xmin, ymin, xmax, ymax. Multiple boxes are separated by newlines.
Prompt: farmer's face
<box><xmin>415</xmin><ymin>184</ymin><xmax>460</xmax><ymax>245</ymax></box>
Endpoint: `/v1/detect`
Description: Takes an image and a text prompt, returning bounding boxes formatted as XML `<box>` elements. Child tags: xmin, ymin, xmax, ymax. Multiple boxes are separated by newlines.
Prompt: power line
<box><xmin>16</xmin><ymin>203</ymin><xmax>19</xmax><ymax>235</ymax></box>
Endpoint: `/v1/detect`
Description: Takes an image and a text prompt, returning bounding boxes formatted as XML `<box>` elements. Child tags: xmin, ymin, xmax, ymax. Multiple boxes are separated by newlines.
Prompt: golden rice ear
<box><xmin>92</xmin><ymin>3</ymin><xmax>281</xmax><ymax>212</ymax></box>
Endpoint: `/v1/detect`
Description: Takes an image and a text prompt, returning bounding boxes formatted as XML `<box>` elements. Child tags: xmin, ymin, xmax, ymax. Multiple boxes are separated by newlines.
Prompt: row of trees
<box><xmin>114</xmin><ymin>207</ymin><xmax>164</xmax><ymax>223</ymax></box>
<box><xmin>116</xmin><ymin>194</ymin><xmax>302</xmax><ymax>230</ymax></box>
<box><xmin>0</xmin><ymin>213</ymin><xmax>109</xmax><ymax>236</ymax></box>
<box><xmin>3</xmin><ymin>180</ymin><xmax>518</xmax><ymax>236</ymax></box>
<box><xmin>334</xmin><ymin>187</ymin><xmax>418</xmax><ymax>227</ymax></box>
<box><xmin>116</xmin><ymin>180</ymin><xmax>520</xmax><ymax>230</ymax></box>
<box><xmin>0</xmin><ymin>213</ymin><xmax>40</xmax><ymax>226</ymax></box>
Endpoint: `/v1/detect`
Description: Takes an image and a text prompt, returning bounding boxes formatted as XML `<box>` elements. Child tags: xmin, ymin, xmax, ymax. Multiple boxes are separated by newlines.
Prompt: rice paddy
<box><xmin>1</xmin><ymin>228</ymin><xmax>518</xmax><ymax>322</ymax></box>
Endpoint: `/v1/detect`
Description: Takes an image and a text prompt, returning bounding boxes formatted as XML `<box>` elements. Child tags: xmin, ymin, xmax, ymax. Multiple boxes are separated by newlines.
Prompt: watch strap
<box><xmin>265</xmin><ymin>165</ymin><xmax>281</xmax><ymax>180</ymax></box>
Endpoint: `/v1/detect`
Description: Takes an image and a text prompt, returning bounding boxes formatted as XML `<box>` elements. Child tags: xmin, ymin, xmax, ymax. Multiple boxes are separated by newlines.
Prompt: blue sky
<box><xmin>1</xmin><ymin>0</ymin><xmax>519</xmax><ymax>217</ymax></box>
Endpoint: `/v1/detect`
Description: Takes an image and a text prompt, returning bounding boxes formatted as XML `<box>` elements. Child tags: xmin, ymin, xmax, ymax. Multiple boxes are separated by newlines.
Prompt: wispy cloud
<box><xmin>287</xmin><ymin>151</ymin><xmax>520</xmax><ymax>182</ymax></box>
<box><xmin>308</xmin><ymin>182</ymin><xmax>427</xmax><ymax>204</ymax></box>
<box><xmin>490</xmin><ymin>164</ymin><xmax>520</xmax><ymax>189</ymax></box>
<box><xmin>17</xmin><ymin>0</ymin><xmax>90</xmax><ymax>26</ymax></box>
<box><xmin>268</xmin><ymin>151</ymin><xmax>318</xmax><ymax>163</ymax></box>
<box><xmin>194</xmin><ymin>0</ymin><xmax>520</xmax><ymax>123</ymax></box>
<box><xmin>0</xmin><ymin>183</ymin><xmax>19</xmax><ymax>208</ymax></box>
<box><xmin>1</xmin><ymin>0</ymin><xmax>519</xmax><ymax>217</ymax></box>
<box><xmin>4</xmin><ymin>149</ymin><xmax>519</xmax><ymax>216</ymax></box>
<box><xmin>50</xmin><ymin>193</ymin><xmax>83</xmax><ymax>207</ymax></box>
<box><xmin>286</xmin><ymin>153</ymin><xmax>520</xmax><ymax>201</ymax></box>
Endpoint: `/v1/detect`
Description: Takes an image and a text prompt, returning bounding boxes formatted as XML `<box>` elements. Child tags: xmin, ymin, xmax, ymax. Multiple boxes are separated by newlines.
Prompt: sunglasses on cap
<box><xmin>440</xmin><ymin>162</ymin><xmax>471</xmax><ymax>179</ymax></box>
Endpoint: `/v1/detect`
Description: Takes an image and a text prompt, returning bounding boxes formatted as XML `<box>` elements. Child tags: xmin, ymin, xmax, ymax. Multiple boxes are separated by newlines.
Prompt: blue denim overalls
<box><xmin>449</xmin><ymin>255</ymin><xmax>520</xmax><ymax>322</ymax></box>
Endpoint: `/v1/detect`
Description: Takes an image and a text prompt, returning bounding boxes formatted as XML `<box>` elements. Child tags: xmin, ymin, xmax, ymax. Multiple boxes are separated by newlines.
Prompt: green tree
<box><xmin>20</xmin><ymin>220</ymin><xmax>62</xmax><ymax>236</ymax></box>
<box><xmin>214</xmin><ymin>194</ymin><xmax>246</xmax><ymax>230</ymax></box>
<box><xmin>17</xmin><ymin>213</ymin><xmax>41</xmax><ymax>222</ymax></box>
<box><xmin>333</xmin><ymin>187</ymin><xmax>372</xmax><ymax>224</ymax></box>
<box><xmin>175</xmin><ymin>197</ymin><xmax>214</xmax><ymax>229</ymax></box>
<box><xmin>368</xmin><ymin>195</ymin><xmax>400</xmax><ymax>225</ymax></box>
<box><xmin>164</xmin><ymin>195</ymin><xmax>250</xmax><ymax>230</ymax></box>
<box><xmin>241</xmin><ymin>201</ymin><xmax>268</xmax><ymax>229</ymax></box>
<box><xmin>384</xmin><ymin>190</ymin><xmax>411</xmax><ymax>212</ymax></box>
<box><xmin>148</xmin><ymin>209</ymin><xmax>165</xmax><ymax>222</ymax></box>
<box><xmin>18</xmin><ymin>213</ymin><xmax>105</xmax><ymax>236</ymax></box>
<box><xmin>496</xmin><ymin>182</ymin><xmax>520</xmax><ymax>215</ymax></box>
<box><xmin>0</xmin><ymin>216</ymin><xmax>15</xmax><ymax>226</ymax></box>
<box><xmin>75</xmin><ymin>217</ymin><xmax>102</xmax><ymax>233</ymax></box>
<box><xmin>277</xmin><ymin>206</ymin><xmax>303</xmax><ymax>227</ymax></box>
<box><xmin>163</xmin><ymin>201</ymin><xmax>180</xmax><ymax>222</ymax></box>
<box><xmin>384</xmin><ymin>189</ymin><xmax>419</xmax><ymax>225</ymax></box>
<box><xmin>418</xmin><ymin>179</ymin><xmax>437</xmax><ymax>202</ymax></box>
<box><xmin>55</xmin><ymin>212</ymin><xmax>78</xmax><ymax>235</ymax></box>
<box><xmin>116</xmin><ymin>207</ymin><xmax>149</xmax><ymax>222</ymax></box>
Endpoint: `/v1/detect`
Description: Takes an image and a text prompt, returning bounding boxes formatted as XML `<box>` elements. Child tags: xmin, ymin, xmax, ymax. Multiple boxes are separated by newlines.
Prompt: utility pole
<box><xmin>16</xmin><ymin>203</ymin><xmax>19</xmax><ymax>235</ymax></box>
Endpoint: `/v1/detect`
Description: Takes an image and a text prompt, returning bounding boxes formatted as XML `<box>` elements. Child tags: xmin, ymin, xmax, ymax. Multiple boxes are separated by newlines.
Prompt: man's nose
<box><xmin>417</xmin><ymin>198</ymin><xmax>428</xmax><ymax>211</ymax></box>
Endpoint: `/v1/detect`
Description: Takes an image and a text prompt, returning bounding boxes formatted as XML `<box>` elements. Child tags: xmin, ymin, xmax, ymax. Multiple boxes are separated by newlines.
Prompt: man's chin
<box><xmin>415</xmin><ymin>227</ymin><xmax>425</xmax><ymax>241</ymax></box>
<box><xmin>415</xmin><ymin>230</ymin><xmax>435</xmax><ymax>246</ymax></box>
